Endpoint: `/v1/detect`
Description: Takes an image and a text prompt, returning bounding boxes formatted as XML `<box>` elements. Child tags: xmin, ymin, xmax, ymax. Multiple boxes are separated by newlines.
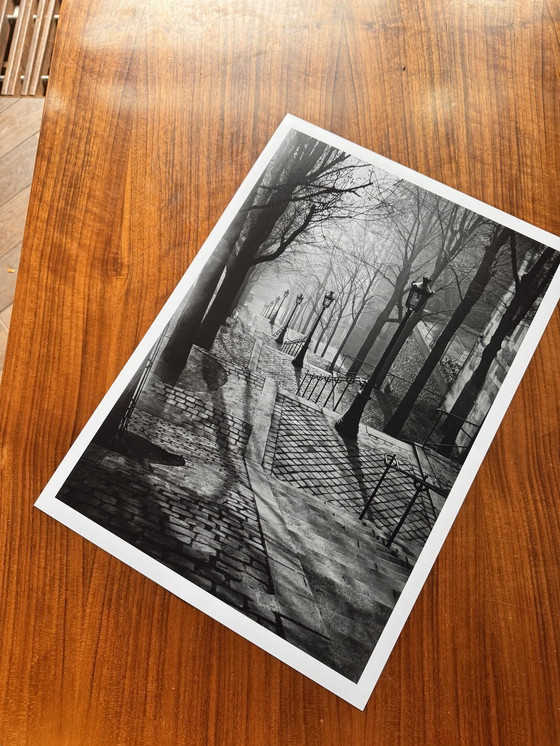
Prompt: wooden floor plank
<box><xmin>0</xmin><ymin>99</ymin><xmax>17</xmax><ymax>114</ymax></box>
<box><xmin>0</xmin><ymin>136</ymin><xmax>39</xmax><ymax>208</ymax></box>
<box><xmin>0</xmin><ymin>304</ymin><xmax>12</xmax><ymax>329</ymax></box>
<box><xmin>0</xmin><ymin>187</ymin><xmax>32</xmax><ymax>258</ymax></box>
<box><xmin>0</xmin><ymin>98</ymin><xmax>44</xmax><ymax>159</ymax></box>
<box><xmin>0</xmin><ymin>243</ymin><xmax>21</xmax><ymax>313</ymax></box>
<box><xmin>0</xmin><ymin>323</ymin><xmax>7</xmax><ymax>381</ymax></box>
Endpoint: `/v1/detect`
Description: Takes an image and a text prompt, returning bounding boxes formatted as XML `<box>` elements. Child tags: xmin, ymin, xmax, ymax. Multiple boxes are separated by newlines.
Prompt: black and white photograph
<box><xmin>35</xmin><ymin>116</ymin><xmax>560</xmax><ymax>708</ymax></box>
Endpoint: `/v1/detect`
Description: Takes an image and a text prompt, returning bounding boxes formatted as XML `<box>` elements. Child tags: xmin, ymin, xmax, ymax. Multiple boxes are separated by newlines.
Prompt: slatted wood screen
<box><xmin>0</xmin><ymin>0</ymin><xmax>60</xmax><ymax>96</ymax></box>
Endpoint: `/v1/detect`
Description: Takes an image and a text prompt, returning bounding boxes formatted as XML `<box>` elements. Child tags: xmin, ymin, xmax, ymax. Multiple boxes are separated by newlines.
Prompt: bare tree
<box><xmin>193</xmin><ymin>132</ymin><xmax>387</xmax><ymax>353</ymax></box>
<box><xmin>346</xmin><ymin>185</ymin><xmax>444</xmax><ymax>374</ymax></box>
<box><xmin>368</xmin><ymin>201</ymin><xmax>491</xmax><ymax>388</ymax></box>
<box><xmin>384</xmin><ymin>224</ymin><xmax>515</xmax><ymax>437</ymax></box>
<box><xmin>439</xmin><ymin>244</ymin><xmax>560</xmax><ymax>452</ymax></box>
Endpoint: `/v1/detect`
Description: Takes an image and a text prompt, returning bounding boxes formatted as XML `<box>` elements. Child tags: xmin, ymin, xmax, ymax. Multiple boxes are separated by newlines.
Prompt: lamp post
<box><xmin>269</xmin><ymin>289</ymin><xmax>289</xmax><ymax>325</ymax></box>
<box><xmin>275</xmin><ymin>293</ymin><xmax>303</xmax><ymax>345</ymax></box>
<box><xmin>292</xmin><ymin>290</ymin><xmax>335</xmax><ymax>369</ymax></box>
<box><xmin>335</xmin><ymin>277</ymin><xmax>433</xmax><ymax>440</ymax></box>
<box><xmin>267</xmin><ymin>295</ymin><xmax>281</xmax><ymax>319</ymax></box>
<box><xmin>368</xmin><ymin>276</ymin><xmax>434</xmax><ymax>389</ymax></box>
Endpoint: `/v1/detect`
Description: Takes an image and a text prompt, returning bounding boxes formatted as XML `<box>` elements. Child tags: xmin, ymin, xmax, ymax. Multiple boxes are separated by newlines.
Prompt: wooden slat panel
<box><xmin>0</xmin><ymin>0</ymin><xmax>17</xmax><ymax>71</ymax></box>
<box><xmin>19</xmin><ymin>0</ymin><xmax>46</xmax><ymax>94</ymax></box>
<box><xmin>2</xmin><ymin>0</ymin><xmax>38</xmax><ymax>95</ymax></box>
<box><xmin>34</xmin><ymin>0</ymin><xmax>58</xmax><ymax>94</ymax></box>
<box><xmin>21</xmin><ymin>0</ymin><xmax>57</xmax><ymax>95</ymax></box>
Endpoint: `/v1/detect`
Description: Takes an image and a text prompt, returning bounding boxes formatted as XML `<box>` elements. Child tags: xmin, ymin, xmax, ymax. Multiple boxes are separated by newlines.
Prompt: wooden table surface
<box><xmin>1</xmin><ymin>1</ymin><xmax>559</xmax><ymax>743</ymax></box>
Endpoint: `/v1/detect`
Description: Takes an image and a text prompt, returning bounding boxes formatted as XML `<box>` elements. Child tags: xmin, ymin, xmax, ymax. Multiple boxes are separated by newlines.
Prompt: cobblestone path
<box><xmin>58</xmin><ymin>410</ymin><xmax>282</xmax><ymax>634</ymax></box>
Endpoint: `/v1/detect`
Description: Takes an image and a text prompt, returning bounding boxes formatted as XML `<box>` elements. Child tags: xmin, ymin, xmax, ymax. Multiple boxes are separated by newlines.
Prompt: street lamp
<box><xmin>368</xmin><ymin>276</ymin><xmax>435</xmax><ymax>390</ymax></box>
<box><xmin>267</xmin><ymin>295</ymin><xmax>281</xmax><ymax>319</ymax></box>
<box><xmin>275</xmin><ymin>293</ymin><xmax>304</xmax><ymax>345</ymax></box>
<box><xmin>269</xmin><ymin>289</ymin><xmax>290</xmax><ymax>325</ymax></box>
<box><xmin>292</xmin><ymin>290</ymin><xmax>335</xmax><ymax>369</ymax></box>
<box><xmin>335</xmin><ymin>277</ymin><xmax>433</xmax><ymax>440</ymax></box>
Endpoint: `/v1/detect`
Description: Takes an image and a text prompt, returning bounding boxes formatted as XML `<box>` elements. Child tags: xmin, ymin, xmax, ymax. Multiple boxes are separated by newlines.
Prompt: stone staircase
<box><xmin>246</xmin><ymin>460</ymin><xmax>413</xmax><ymax>682</ymax></box>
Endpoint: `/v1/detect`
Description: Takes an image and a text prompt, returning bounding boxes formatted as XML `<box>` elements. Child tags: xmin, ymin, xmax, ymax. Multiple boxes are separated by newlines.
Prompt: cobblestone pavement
<box><xmin>266</xmin><ymin>474</ymin><xmax>412</xmax><ymax>680</ymax></box>
<box><xmin>58</xmin><ymin>410</ymin><xmax>282</xmax><ymax>634</ymax></box>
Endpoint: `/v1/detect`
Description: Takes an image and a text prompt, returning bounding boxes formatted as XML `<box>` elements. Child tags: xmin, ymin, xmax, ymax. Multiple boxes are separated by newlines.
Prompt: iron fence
<box><xmin>120</xmin><ymin>327</ymin><xmax>169</xmax><ymax>432</ymax></box>
<box><xmin>360</xmin><ymin>453</ymin><xmax>448</xmax><ymax>548</ymax></box>
<box><xmin>294</xmin><ymin>369</ymin><xmax>366</xmax><ymax>412</ymax></box>
<box><xmin>423</xmin><ymin>408</ymin><xmax>481</xmax><ymax>462</ymax></box>
<box><xmin>281</xmin><ymin>336</ymin><xmax>307</xmax><ymax>356</ymax></box>
<box><xmin>335</xmin><ymin>352</ymin><xmax>444</xmax><ymax>407</ymax></box>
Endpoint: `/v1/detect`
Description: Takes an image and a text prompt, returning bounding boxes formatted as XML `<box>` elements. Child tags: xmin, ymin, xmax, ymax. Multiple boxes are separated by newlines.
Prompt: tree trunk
<box><xmin>373</xmin><ymin>309</ymin><xmax>422</xmax><ymax>387</ymax></box>
<box><xmin>384</xmin><ymin>226</ymin><xmax>513</xmax><ymax>437</ymax></box>
<box><xmin>194</xmin><ymin>137</ymin><xmax>340</xmax><ymax>350</ymax></box>
<box><xmin>157</xmin><ymin>233</ymin><xmax>232</xmax><ymax>378</ymax></box>
<box><xmin>301</xmin><ymin>304</ymin><xmax>317</xmax><ymax>334</ymax></box>
<box><xmin>291</xmin><ymin>301</ymin><xmax>305</xmax><ymax>332</ymax></box>
<box><xmin>230</xmin><ymin>265</ymin><xmax>258</xmax><ymax>310</ymax></box>
<box><xmin>301</xmin><ymin>283</ymin><xmax>324</xmax><ymax>334</ymax></box>
<box><xmin>439</xmin><ymin>248</ymin><xmax>559</xmax><ymax>452</ymax></box>
<box><xmin>196</xmin><ymin>254</ymin><xmax>250</xmax><ymax>349</ymax></box>
<box><xmin>312</xmin><ymin>314</ymin><xmax>329</xmax><ymax>352</ymax></box>
<box><xmin>347</xmin><ymin>279</ymin><xmax>405</xmax><ymax>374</ymax></box>
<box><xmin>329</xmin><ymin>276</ymin><xmax>378</xmax><ymax>372</ymax></box>
<box><xmin>329</xmin><ymin>312</ymin><xmax>360</xmax><ymax>372</ymax></box>
<box><xmin>321</xmin><ymin>305</ymin><xmax>345</xmax><ymax>357</ymax></box>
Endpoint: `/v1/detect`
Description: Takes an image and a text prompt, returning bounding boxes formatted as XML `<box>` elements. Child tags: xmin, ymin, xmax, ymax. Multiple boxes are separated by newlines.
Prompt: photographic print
<box><xmin>35</xmin><ymin>116</ymin><xmax>560</xmax><ymax>709</ymax></box>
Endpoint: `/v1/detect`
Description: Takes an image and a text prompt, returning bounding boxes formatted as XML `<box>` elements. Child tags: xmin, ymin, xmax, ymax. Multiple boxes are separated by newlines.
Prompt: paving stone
<box><xmin>214</xmin><ymin>585</ymin><xmax>246</xmax><ymax>610</ymax></box>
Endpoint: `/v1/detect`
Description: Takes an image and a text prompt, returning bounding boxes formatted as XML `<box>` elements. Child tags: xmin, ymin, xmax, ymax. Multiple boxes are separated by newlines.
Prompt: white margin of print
<box><xmin>34</xmin><ymin>114</ymin><xmax>560</xmax><ymax>710</ymax></box>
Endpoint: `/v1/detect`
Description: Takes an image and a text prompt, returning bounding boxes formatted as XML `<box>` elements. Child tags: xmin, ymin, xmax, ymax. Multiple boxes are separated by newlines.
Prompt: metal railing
<box><xmin>119</xmin><ymin>326</ymin><xmax>169</xmax><ymax>432</ymax></box>
<box><xmin>281</xmin><ymin>335</ymin><xmax>307</xmax><ymax>356</ymax></box>
<box><xmin>294</xmin><ymin>369</ymin><xmax>366</xmax><ymax>412</ymax></box>
<box><xmin>335</xmin><ymin>352</ymin><xmax>444</xmax><ymax>407</ymax></box>
<box><xmin>360</xmin><ymin>453</ymin><xmax>448</xmax><ymax>548</ymax></box>
<box><xmin>423</xmin><ymin>408</ymin><xmax>481</xmax><ymax>460</ymax></box>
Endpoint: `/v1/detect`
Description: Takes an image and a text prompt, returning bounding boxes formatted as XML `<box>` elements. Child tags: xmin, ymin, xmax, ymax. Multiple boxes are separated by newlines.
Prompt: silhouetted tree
<box><xmin>439</xmin><ymin>244</ymin><xmax>560</xmax><ymax>453</ymax></box>
<box><xmin>384</xmin><ymin>224</ymin><xmax>514</xmax><ymax>437</ymax></box>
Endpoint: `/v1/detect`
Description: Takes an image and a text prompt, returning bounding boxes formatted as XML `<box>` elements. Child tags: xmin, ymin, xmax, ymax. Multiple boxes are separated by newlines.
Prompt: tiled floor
<box><xmin>0</xmin><ymin>97</ymin><xmax>44</xmax><ymax>384</ymax></box>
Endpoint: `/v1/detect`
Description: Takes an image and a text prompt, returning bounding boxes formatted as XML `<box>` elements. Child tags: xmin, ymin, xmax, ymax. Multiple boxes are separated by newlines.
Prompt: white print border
<box><xmin>35</xmin><ymin>114</ymin><xmax>560</xmax><ymax>710</ymax></box>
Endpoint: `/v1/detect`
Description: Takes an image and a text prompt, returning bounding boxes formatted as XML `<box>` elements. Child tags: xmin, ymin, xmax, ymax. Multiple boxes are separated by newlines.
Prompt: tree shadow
<box><xmin>340</xmin><ymin>437</ymin><xmax>371</xmax><ymax>510</ymax></box>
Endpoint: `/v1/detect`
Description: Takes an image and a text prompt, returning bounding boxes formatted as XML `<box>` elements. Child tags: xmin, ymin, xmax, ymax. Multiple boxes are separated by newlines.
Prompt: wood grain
<box><xmin>0</xmin><ymin>0</ymin><xmax>559</xmax><ymax>743</ymax></box>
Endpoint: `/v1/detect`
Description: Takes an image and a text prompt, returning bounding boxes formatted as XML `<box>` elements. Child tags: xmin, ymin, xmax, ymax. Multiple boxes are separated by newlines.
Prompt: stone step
<box><xmin>266</xmin><ymin>470</ymin><xmax>412</xmax><ymax>577</ymax></box>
